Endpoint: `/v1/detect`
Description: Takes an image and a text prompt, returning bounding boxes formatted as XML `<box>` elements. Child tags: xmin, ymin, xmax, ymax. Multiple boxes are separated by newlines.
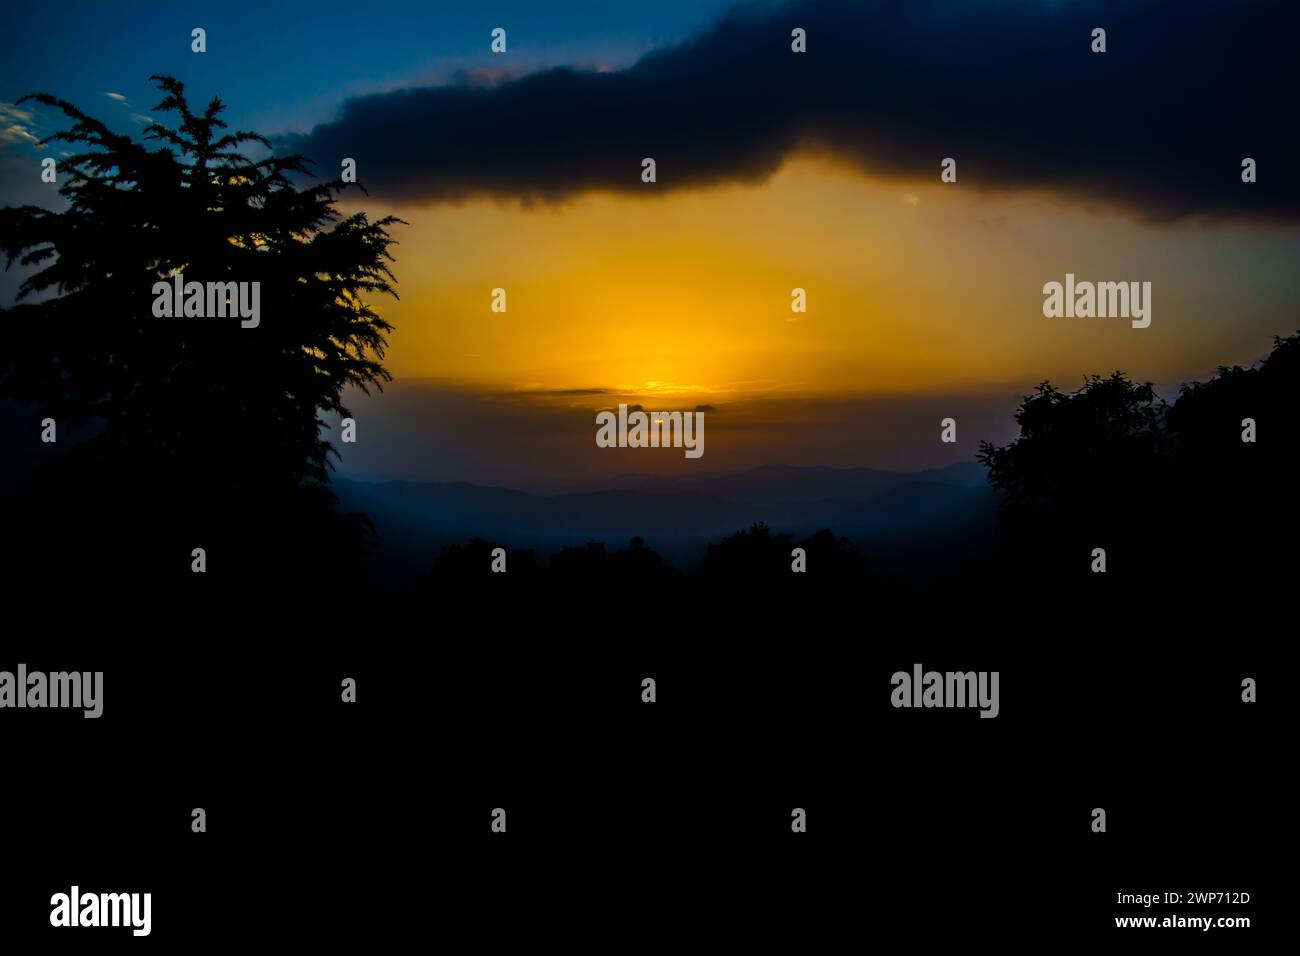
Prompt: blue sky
<box><xmin>1</xmin><ymin>0</ymin><xmax>741</xmax><ymax>135</ymax></box>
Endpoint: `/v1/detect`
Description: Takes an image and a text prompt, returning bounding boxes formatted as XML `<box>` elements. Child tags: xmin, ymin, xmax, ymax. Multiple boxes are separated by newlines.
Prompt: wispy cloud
<box><xmin>0</xmin><ymin>102</ymin><xmax>41</xmax><ymax>148</ymax></box>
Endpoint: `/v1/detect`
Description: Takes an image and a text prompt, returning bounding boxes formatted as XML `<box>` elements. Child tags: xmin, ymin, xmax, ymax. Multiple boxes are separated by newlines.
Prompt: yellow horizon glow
<box><xmin>343</xmin><ymin>156</ymin><xmax>1297</xmax><ymax>408</ymax></box>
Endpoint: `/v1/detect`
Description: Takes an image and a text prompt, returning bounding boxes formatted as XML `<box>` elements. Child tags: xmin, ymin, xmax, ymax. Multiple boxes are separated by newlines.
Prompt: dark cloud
<box><xmin>512</xmin><ymin>387</ymin><xmax>611</xmax><ymax>396</ymax></box>
<box><xmin>284</xmin><ymin>0</ymin><xmax>1299</xmax><ymax>223</ymax></box>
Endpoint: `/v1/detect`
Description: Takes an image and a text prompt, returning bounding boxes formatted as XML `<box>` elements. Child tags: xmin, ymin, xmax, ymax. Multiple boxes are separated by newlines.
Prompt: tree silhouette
<box><xmin>1166</xmin><ymin>332</ymin><xmax>1300</xmax><ymax>585</ymax></box>
<box><xmin>431</xmin><ymin>538</ymin><xmax>540</xmax><ymax>579</ymax></box>
<box><xmin>977</xmin><ymin>372</ymin><xmax>1170</xmax><ymax>574</ymax></box>
<box><xmin>701</xmin><ymin>522</ymin><xmax>869</xmax><ymax>582</ymax></box>
<box><xmin>549</xmin><ymin>536</ymin><xmax>677</xmax><ymax>582</ymax></box>
<box><xmin>0</xmin><ymin>76</ymin><xmax>403</xmax><ymax>588</ymax></box>
<box><xmin>979</xmin><ymin>335</ymin><xmax>1299</xmax><ymax>584</ymax></box>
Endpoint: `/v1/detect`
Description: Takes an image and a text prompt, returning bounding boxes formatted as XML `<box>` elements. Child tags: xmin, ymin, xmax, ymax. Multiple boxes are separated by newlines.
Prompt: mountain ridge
<box><xmin>334</xmin><ymin>461</ymin><xmax>998</xmax><ymax>573</ymax></box>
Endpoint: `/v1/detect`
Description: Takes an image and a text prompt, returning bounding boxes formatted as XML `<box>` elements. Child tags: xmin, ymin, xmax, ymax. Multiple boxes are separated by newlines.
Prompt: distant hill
<box><xmin>558</xmin><ymin>461</ymin><xmax>988</xmax><ymax>501</ymax></box>
<box><xmin>334</xmin><ymin>461</ymin><xmax>999</xmax><ymax>576</ymax></box>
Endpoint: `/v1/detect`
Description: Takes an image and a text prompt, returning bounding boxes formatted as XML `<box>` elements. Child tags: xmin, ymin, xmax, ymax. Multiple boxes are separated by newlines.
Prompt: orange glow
<box><xmin>345</xmin><ymin>157</ymin><xmax>1294</xmax><ymax>408</ymax></box>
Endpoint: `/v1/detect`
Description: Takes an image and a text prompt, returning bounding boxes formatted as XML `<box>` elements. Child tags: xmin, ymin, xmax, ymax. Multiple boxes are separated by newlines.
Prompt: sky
<box><xmin>3</xmin><ymin>0</ymin><xmax>1298</xmax><ymax>487</ymax></box>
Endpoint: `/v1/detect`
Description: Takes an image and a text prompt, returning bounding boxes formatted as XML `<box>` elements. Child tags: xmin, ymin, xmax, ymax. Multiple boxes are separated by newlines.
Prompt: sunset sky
<box><xmin>3</xmin><ymin>0</ymin><xmax>1298</xmax><ymax>487</ymax></box>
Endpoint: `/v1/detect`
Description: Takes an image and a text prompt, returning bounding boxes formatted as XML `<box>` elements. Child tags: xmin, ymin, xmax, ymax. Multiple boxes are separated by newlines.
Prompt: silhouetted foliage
<box><xmin>701</xmin><ymin>523</ymin><xmax>870</xmax><ymax>582</ymax></box>
<box><xmin>550</xmin><ymin>536</ymin><xmax>677</xmax><ymax>582</ymax></box>
<box><xmin>548</xmin><ymin>541</ymin><xmax>612</xmax><ymax>578</ymax></box>
<box><xmin>612</xmin><ymin>536</ymin><xmax>669</xmax><ymax>577</ymax></box>
<box><xmin>977</xmin><ymin>372</ymin><xmax>1170</xmax><ymax>572</ymax></box>
<box><xmin>0</xmin><ymin>76</ymin><xmax>403</xmax><ymax>588</ymax></box>
<box><xmin>979</xmin><ymin>334</ymin><xmax>1300</xmax><ymax>583</ymax></box>
<box><xmin>1167</xmin><ymin>332</ymin><xmax>1300</xmax><ymax>581</ymax></box>
<box><xmin>797</xmin><ymin>528</ymin><xmax>872</xmax><ymax>579</ymax></box>
<box><xmin>409</xmin><ymin>528</ymin><xmax>869</xmax><ymax>605</ymax></box>
<box><xmin>432</xmin><ymin>538</ymin><xmax>540</xmax><ymax>578</ymax></box>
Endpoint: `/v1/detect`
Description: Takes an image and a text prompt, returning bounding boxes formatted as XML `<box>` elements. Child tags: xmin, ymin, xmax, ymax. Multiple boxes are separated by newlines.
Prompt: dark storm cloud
<box><xmin>510</xmin><ymin>387</ymin><xmax>612</xmax><ymax>396</ymax></box>
<box><xmin>284</xmin><ymin>0</ymin><xmax>1299</xmax><ymax>222</ymax></box>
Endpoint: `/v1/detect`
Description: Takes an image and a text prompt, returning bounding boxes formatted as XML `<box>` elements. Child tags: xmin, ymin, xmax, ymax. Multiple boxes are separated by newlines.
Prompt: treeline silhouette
<box><xmin>416</xmin><ymin>526</ymin><xmax>870</xmax><ymax>587</ymax></box>
<box><xmin>394</xmin><ymin>526</ymin><xmax>872</xmax><ymax>632</ymax></box>
<box><xmin>979</xmin><ymin>332</ymin><xmax>1299</xmax><ymax>589</ymax></box>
